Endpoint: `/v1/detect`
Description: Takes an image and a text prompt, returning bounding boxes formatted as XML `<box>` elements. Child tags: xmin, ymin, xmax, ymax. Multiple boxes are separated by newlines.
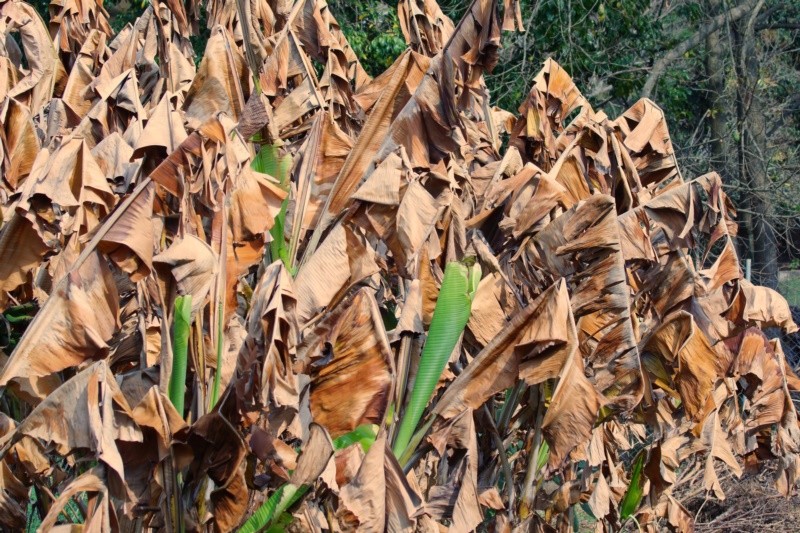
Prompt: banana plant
<box><xmin>392</xmin><ymin>259</ymin><xmax>481</xmax><ymax>461</ymax></box>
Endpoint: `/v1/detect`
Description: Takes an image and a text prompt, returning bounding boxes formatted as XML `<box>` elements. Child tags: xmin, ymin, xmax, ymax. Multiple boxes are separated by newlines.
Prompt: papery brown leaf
<box><xmin>510</xmin><ymin>58</ymin><xmax>587</xmax><ymax>167</ymax></box>
<box><xmin>23</xmin><ymin>137</ymin><xmax>117</xmax><ymax>235</ymax></box>
<box><xmin>230</xmin><ymin>166</ymin><xmax>287</xmax><ymax>242</ymax></box>
<box><xmin>317</xmin><ymin>0</ymin><xmax>498</xmax><ymax>235</ymax></box>
<box><xmin>322</xmin><ymin>49</ymin><xmax>428</xmax><ymax>222</ymax></box>
<box><xmin>0</xmin><ymin>212</ymin><xmax>49</xmax><ymax>293</ymax></box>
<box><xmin>290</xmin><ymin>112</ymin><xmax>355</xmax><ymax>236</ymax></box>
<box><xmin>700</xmin><ymin>410</ymin><xmax>743</xmax><ymax>499</ymax></box>
<box><xmin>433</xmin><ymin>280</ymin><xmax>572</xmax><ymax>421</ymax></box>
<box><xmin>0</xmin><ymin>251</ymin><xmax>119</xmax><ymax>402</ymax></box>
<box><xmin>427</xmin><ymin>412</ymin><xmax>483</xmax><ymax>531</ymax></box>
<box><xmin>61</xmin><ymin>29</ymin><xmax>107</xmax><ymax>117</ymax></box>
<box><xmin>293</xmin><ymin>223</ymin><xmax>379</xmax><ymax>324</ymax></box>
<box><xmin>185</xmin><ymin>411</ymin><xmax>248</xmax><ymax>531</ymax></box>
<box><xmin>540</xmin><ymin>288</ymin><xmax>606</xmax><ymax>467</ymax></box>
<box><xmin>0</xmin><ymin>0</ymin><xmax>58</xmax><ymax>114</ymax></box>
<box><xmin>98</xmin><ymin>181</ymin><xmax>155</xmax><ymax>281</ymax></box>
<box><xmin>1</xmin><ymin>361</ymin><xmax>139</xmax><ymax>499</ymax></box>
<box><xmin>297</xmin><ymin>288</ymin><xmax>393</xmax><ymax>437</ymax></box>
<box><xmin>727</xmin><ymin>279</ymin><xmax>798</xmax><ymax>334</ymax></box>
<box><xmin>616</xmin><ymin>98</ymin><xmax>678</xmax><ymax>187</ymax></box>
<box><xmin>398</xmin><ymin>0</ymin><xmax>455</xmax><ymax>56</ymax></box>
<box><xmin>0</xmin><ymin>97</ymin><xmax>40</xmax><ymax>189</ymax></box>
<box><xmin>467</xmin><ymin>271</ymin><xmax>518</xmax><ymax>346</ymax></box>
<box><xmin>643</xmin><ymin>312</ymin><xmax>720</xmax><ymax>419</ymax></box>
<box><xmin>38</xmin><ymin>468</ymin><xmax>117</xmax><ymax>532</ymax></box>
<box><xmin>184</xmin><ymin>26</ymin><xmax>248</xmax><ymax>127</ymax></box>
<box><xmin>292</xmin><ymin>0</ymin><xmax>370</xmax><ymax>122</ymax></box>
<box><xmin>131</xmin><ymin>92</ymin><xmax>188</xmax><ymax>160</ymax></box>
<box><xmin>258</xmin><ymin>29</ymin><xmax>323</xmax><ymax>138</ymax></box>
<box><xmin>233</xmin><ymin>261</ymin><xmax>300</xmax><ymax>431</ymax></box>
<box><xmin>153</xmin><ymin>234</ymin><xmax>218</xmax><ymax>314</ymax></box>
<box><xmin>0</xmin><ymin>415</ymin><xmax>28</xmax><ymax>530</ymax></box>
<box><xmin>337</xmin><ymin>432</ymin><xmax>388</xmax><ymax>530</ymax></box>
<box><xmin>529</xmin><ymin>194</ymin><xmax>641</xmax><ymax>404</ymax></box>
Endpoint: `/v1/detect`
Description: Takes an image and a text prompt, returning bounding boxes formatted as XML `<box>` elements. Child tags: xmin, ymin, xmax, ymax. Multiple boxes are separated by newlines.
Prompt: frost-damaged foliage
<box><xmin>0</xmin><ymin>0</ymin><xmax>798</xmax><ymax>530</ymax></box>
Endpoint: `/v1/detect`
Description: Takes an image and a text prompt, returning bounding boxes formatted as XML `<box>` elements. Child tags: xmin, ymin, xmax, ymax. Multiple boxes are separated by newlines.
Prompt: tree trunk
<box><xmin>705</xmin><ymin>0</ymin><xmax>728</xmax><ymax>174</ymax></box>
<box><xmin>734</xmin><ymin>0</ymin><xmax>779</xmax><ymax>289</ymax></box>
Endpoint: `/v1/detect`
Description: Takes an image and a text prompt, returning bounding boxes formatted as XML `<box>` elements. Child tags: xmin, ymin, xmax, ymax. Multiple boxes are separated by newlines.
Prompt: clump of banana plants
<box><xmin>0</xmin><ymin>0</ymin><xmax>797</xmax><ymax>531</ymax></box>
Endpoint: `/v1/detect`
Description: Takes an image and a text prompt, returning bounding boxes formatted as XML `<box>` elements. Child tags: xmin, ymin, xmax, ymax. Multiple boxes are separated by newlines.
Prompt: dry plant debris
<box><xmin>0</xmin><ymin>0</ymin><xmax>798</xmax><ymax>531</ymax></box>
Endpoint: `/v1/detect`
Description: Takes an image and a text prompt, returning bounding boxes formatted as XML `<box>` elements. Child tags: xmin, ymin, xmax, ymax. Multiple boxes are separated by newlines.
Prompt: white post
<box><xmin>745</xmin><ymin>258</ymin><xmax>752</xmax><ymax>282</ymax></box>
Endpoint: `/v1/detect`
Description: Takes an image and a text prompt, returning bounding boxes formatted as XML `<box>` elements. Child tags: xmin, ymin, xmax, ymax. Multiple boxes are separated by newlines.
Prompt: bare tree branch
<box><xmin>642</xmin><ymin>0</ymin><xmax>756</xmax><ymax>97</ymax></box>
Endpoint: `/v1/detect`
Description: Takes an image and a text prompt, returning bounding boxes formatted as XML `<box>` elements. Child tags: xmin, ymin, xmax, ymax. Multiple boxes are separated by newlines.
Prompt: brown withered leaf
<box><xmin>293</xmin><ymin>223</ymin><xmax>379</xmax><ymax>324</ymax></box>
<box><xmin>467</xmin><ymin>271</ymin><xmax>518</xmax><ymax>346</ymax></box>
<box><xmin>398</xmin><ymin>0</ymin><xmax>455</xmax><ymax>56</ymax></box>
<box><xmin>726</xmin><ymin>329</ymin><xmax>799</xmax><ymax>432</ymax></box>
<box><xmin>297</xmin><ymin>288</ymin><xmax>393</xmax><ymax>438</ymax></box>
<box><xmin>1</xmin><ymin>361</ymin><xmax>139</xmax><ymax>500</ymax></box>
<box><xmin>0</xmin><ymin>97</ymin><xmax>41</xmax><ymax>189</ymax></box>
<box><xmin>0</xmin><ymin>213</ymin><xmax>49</xmax><ymax>293</ymax></box>
<box><xmin>433</xmin><ymin>280</ymin><xmax>571</xmax><ymax>421</ymax></box>
<box><xmin>230</xmin><ymin>166</ymin><xmax>286</xmax><ymax>242</ymax></box>
<box><xmin>38</xmin><ymin>467</ymin><xmax>117</xmax><ymax>532</ymax></box>
<box><xmin>292</xmin><ymin>113</ymin><xmax>355</xmax><ymax>233</ymax></box>
<box><xmin>322</xmin><ymin>49</ymin><xmax>428</xmax><ymax>224</ymax></box>
<box><xmin>643</xmin><ymin>312</ymin><xmax>720</xmax><ymax>420</ymax></box>
<box><xmin>23</xmin><ymin>137</ymin><xmax>117</xmax><ymax>235</ymax></box>
<box><xmin>615</xmin><ymin>98</ymin><xmax>678</xmax><ymax>188</ymax></box>
<box><xmin>290</xmin><ymin>422</ymin><xmax>335</xmax><ymax>485</ymax></box>
<box><xmin>233</xmin><ymin>261</ymin><xmax>300</xmax><ymax>431</ymax></box>
<box><xmin>258</xmin><ymin>28</ymin><xmax>324</xmax><ymax>138</ymax></box>
<box><xmin>529</xmin><ymin>194</ymin><xmax>641</xmax><ymax>405</ymax></box>
<box><xmin>98</xmin><ymin>181</ymin><xmax>155</xmax><ymax>281</ymax></box>
<box><xmin>337</xmin><ymin>432</ymin><xmax>388</xmax><ymax>530</ymax></box>
<box><xmin>291</xmin><ymin>0</ymin><xmax>370</xmax><ymax>126</ymax></box>
<box><xmin>131</xmin><ymin>92</ymin><xmax>188</xmax><ymax>160</ymax></box>
<box><xmin>510</xmin><ymin>58</ymin><xmax>587</xmax><ymax>167</ymax></box>
<box><xmin>0</xmin><ymin>0</ymin><xmax>58</xmax><ymax>114</ymax></box>
<box><xmin>184</xmin><ymin>26</ymin><xmax>249</xmax><ymax>127</ymax></box>
<box><xmin>316</xmin><ymin>0</ymin><xmax>499</xmax><ymax>237</ymax></box>
<box><xmin>727</xmin><ymin>279</ymin><xmax>798</xmax><ymax>334</ymax></box>
<box><xmin>700</xmin><ymin>410</ymin><xmax>743</xmax><ymax>499</ymax></box>
<box><xmin>540</xmin><ymin>287</ymin><xmax>606</xmax><ymax>468</ymax></box>
<box><xmin>153</xmin><ymin>234</ymin><xmax>218</xmax><ymax>314</ymax></box>
<box><xmin>0</xmin><ymin>415</ymin><xmax>28</xmax><ymax>530</ymax></box>
<box><xmin>184</xmin><ymin>411</ymin><xmax>249</xmax><ymax>531</ymax></box>
<box><xmin>0</xmin><ymin>251</ymin><xmax>119</xmax><ymax>403</ymax></box>
<box><xmin>0</xmin><ymin>2</ymin><xmax>797</xmax><ymax>531</ymax></box>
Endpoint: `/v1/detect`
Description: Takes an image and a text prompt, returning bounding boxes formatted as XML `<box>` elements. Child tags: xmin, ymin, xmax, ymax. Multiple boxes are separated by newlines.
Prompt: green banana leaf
<box><xmin>619</xmin><ymin>452</ymin><xmax>646</xmax><ymax>520</ymax></box>
<box><xmin>167</xmin><ymin>295</ymin><xmax>192</xmax><ymax>415</ymax></box>
<box><xmin>392</xmin><ymin>259</ymin><xmax>480</xmax><ymax>460</ymax></box>
<box><xmin>251</xmin><ymin>143</ymin><xmax>293</xmax><ymax>272</ymax></box>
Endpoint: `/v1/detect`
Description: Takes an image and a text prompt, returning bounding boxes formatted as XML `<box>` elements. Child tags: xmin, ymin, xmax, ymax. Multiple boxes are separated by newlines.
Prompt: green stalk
<box><xmin>208</xmin><ymin>298</ymin><xmax>224</xmax><ymax>409</ymax></box>
<box><xmin>167</xmin><ymin>295</ymin><xmax>192</xmax><ymax>415</ymax></box>
<box><xmin>392</xmin><ymin>260</ymin><xmax>480</xmax><ymax>460</ymax></box>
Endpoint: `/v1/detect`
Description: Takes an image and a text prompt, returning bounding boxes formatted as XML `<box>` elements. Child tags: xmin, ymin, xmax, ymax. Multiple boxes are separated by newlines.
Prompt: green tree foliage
<box><xmin>336</xmin><ymin>2</ymin><xmax>407</xmax><ymax>74</ymax></box>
